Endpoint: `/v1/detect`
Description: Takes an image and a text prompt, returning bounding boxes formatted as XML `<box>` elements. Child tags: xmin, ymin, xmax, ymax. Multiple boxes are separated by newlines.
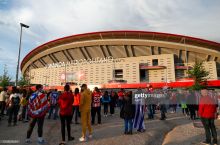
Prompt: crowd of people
<box><xmin>0</xmin><ymin>85</ymin><xmax>219</xmax><ymax>145</ymax></box>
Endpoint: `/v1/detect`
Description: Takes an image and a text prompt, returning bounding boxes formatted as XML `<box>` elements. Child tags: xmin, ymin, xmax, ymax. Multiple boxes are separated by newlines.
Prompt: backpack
<box><xmin>11</xmin><ymin>95</ymin><xmax>20</xmax><ymax>106</ymax></box>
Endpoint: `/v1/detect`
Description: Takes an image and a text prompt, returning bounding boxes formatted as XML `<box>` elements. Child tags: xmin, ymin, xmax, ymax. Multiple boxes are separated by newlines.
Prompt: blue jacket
<box><xmin>101</xmin><ymin>95</ymin><xmax>111</xmax><ymax>103</ymax></box>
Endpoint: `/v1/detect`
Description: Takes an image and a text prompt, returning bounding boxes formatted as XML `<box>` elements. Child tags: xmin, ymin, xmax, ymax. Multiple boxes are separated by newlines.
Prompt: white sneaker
<box><xmin>88</xmin><ymin>134</ymin><xmax>92</xmax><ymax>139</ymax></box>
<box><xmin>79</xmin><ymin>137</ymin><xmax>86</xmax><ymax>142</ymax></box>
<box><xmin>37</xmin><ymin>138</ymin><xmax>45</xmax><ymax>144</ymax></box>
<box><xmin>25</xmin><ymin>139</ymin><xmax>31</xmax><ymax>144</ymax></box>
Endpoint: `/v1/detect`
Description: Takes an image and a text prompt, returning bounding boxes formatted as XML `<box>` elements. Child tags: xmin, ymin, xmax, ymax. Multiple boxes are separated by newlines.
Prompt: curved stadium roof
<box><xmin>21</xmin><ymin>30</ymin><xmax>220</xmax><ymax>76</ymax></box>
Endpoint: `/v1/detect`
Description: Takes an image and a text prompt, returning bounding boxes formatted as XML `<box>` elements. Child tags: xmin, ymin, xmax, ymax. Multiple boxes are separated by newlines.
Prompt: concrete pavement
<box><xmin>0</xmin><ymin>108</ymin><xmax>217</xmax><ymax>145</ymax></box>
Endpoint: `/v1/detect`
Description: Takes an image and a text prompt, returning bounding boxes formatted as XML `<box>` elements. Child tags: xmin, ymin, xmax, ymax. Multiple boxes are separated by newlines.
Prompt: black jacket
<box><xmin>120</xmin><ymin>96</ymin><xmax>135</xmax><ymax>119</ymax></box>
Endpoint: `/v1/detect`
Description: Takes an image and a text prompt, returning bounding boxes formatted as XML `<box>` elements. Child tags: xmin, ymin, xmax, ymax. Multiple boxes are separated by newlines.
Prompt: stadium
<box><xmin>21</xmin><ymin>31</ymin><xmax>220</xmax><ymax>89</ymax></box>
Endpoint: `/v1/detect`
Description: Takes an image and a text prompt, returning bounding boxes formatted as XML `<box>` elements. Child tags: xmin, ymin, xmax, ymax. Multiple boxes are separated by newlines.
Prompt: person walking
<box><xmin>79</xmin><ymin>84</ymin><xmax>92</xmax><ymax>142</ymax></box>
<box><xmin>72</xmin><ymin>88</ymin><xmax>80</xmax><ymax>124</ymax></box>
<box><xmin>170</xmin><ymin>92</ymin><xmax>177</xmax><ymax>113</ymax></box>
<box><xmin>118</xmin><ymin>89</ymin><xmax>125</xmax><ymax>109</ymax></box>
<box><xmin>102</xmin><ymin>91</ymin><xmax>111</xmax><ymax>117</ymax></box>
<box><xmin>110</xmin><ymin>91</ymin><xmax>117</xmax><ymax>116</ymax></box>
<box><xmin>159</xmin><ymin>91</ymin><xmax>167</xmax><ymax>120</ymax></box>
<box><xmin>48</xmin><ymin>89</ymin><xmax>59</xmax><ymax>120</ymax></box>
<box><xmin>120</xmin><ymin>91</ymin><xmax>135</xmax><ymax>135</ymax></box>
<box><xmin>186</xmin><ymin>90</ymin><xmax>196</xmax><ymax>120</ymax></box>
<box><xmin>25</xmin><ymin>84</ymin><xmax>50</xmax><ymax>144</ymax></box>
<box><xmin>133</xmin><ymin>88</ymin><xmax>146</xmax><ymax>132</ymax></box>
<box><xmin>0</xmin><ymin>87</ymin><xmax>8</xmax><ymax>116</ymax></box>
<box><xmin>20</xmin><ymin>89</ymin><xmax>28</xmax><ymax>122</ymax></box>
<box><xmin>58</xmin><ymin>85</ymin><xmax>75</xmax><ymax>145</ymax></box>
<box><xmin>91</xmin><ymin>87</ymin><xmax>102</xmax><ymax>125</ymax></box>
<box><xmin>199</xmin><ymin>89</ymin><xmax>218</xmax><ymax>145</ymax></box>
<box><xmin>7</xmin><ymin>86</ymin><xmax>21</xmax><ymax>126</ymax></box>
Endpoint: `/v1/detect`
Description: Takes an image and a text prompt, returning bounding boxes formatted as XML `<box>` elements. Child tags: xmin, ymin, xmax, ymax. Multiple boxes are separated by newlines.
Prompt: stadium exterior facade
<box><xmin>21</xmin><ymin>31</ymin><xmax>220</xmax><ymax>88</ymax></box>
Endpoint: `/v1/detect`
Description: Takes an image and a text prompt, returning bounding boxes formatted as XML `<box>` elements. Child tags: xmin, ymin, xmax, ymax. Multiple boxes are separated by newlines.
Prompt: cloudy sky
<box><xmin>0</xmin><ymin>0</ymin><xmax>220</xmax><ymax>80</ymax></box>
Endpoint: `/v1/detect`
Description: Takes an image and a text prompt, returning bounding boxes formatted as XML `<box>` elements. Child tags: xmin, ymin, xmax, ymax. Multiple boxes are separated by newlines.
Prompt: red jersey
<box><xmin>92</xmin><ymin>91</ymin><xmax>101</xmax><ymax>107</ymax></box>
<box><xmin>73</xmin><ymin>93</ymin><xmax>80</xmax><ymax>106</ymax></box>
<box><xmin>118</xmin><ymin>91</ymin><xmax>124</xmax><ymax>100</ymax></box>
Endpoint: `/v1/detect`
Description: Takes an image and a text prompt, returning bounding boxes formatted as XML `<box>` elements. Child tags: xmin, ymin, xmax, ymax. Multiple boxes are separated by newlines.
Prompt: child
<box><xmin>120</xmin><ymin>91</ymin><xmax>135</xmax><ymax>135</ymax></box>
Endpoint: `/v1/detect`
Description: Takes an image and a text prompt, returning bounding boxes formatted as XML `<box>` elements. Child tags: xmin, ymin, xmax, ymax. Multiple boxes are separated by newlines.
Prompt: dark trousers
<box><xmin>48</xmin><ymin>105</ymin><xmax>58</xmax><ymax>119</ymax></box>
<box><xmin>110</xmin><ymin>104</ymin><xmax>115</xmax><ymax>114</ymax></box>
<box><xmin>152</xmin><ymin>104</ymin><xmax>156</xmax><ymax>114</ymax></box>
<box><xmin>188</xmin><ymin>105</ymin><xmax>196</xmax><ymax>120</ymax></box>
<box><xmin>118</xmin><ymin>100</ymin><xmax>123</xmax><ymax>109</ymax></box>
<box><xmin>72</xmin><ymin>106</ymin><xmax>80</xmax><ymax>123</ymax></box>
<box><xmin>8</xmin><ymin>105</ymin><xmax>20</xmax><ymax>124</ymax></box>
<box><xmin>91</xmin><ymin>107</ymin><xmax>101</xmax><ymax>124</ymax></box>
<box><xmin>160</xmin><ymin>105</ymin><xmax>166</xmax><ymax>119</ymax></box>
<box><xmin>0</xmin><ymin>101</ymin><xmax>6</xmax><ymax>115</ymax></box>
<box><xmin>201</xmin><ymin>118</ymin><xmax>217</xmax><ymax>143</ymax></box>
<box><xmin>182</xmin><ymin>108</ymin><xmax>189</xmax><ymax>115</ymax></box>
<box><xmin>103</xmin><ymin>103</ymin><xmax>108</xmax><ymax>115</ymax></box>
<box><xmin>21</xmin><ymin>106</ymin><xmax>27</xmax><ymax>120</ymax></box>
<box><xmin>60</xmin><ymin>115</ymin><xmax>72</xmax><ymax>141</ymax></box>
<box><xmin>27</xmin><ymin>117</ymin><xmax>45</xmax><ymax>138</ymax></box>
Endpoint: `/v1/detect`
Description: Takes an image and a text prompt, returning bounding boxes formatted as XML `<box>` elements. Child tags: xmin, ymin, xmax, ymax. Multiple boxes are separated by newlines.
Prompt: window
<box><xmin>152</xmin><ymin>59</ymin><xmax>158</xmax><ymax>66</ymax></box>
<box><xmin>114</xmin><ymin>69</ymin><xmax>123</xmax><ymax>79</ymax></box>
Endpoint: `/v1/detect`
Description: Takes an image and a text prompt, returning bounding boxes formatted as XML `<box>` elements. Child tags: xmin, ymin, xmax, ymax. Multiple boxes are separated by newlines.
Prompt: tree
<box><xmin>0</xmin><ymin>65</ymin><xmax>11</xmax><ymax>88</ymax></box>
<box><xmin>187</xmin><ymin>61</ymin><xmax>209</xmax><ymax>90</ymax></box>
<box><xmin>18</xmin><ymin>76</ymin><xmax>29</xmax><ymax>87</ymax></box>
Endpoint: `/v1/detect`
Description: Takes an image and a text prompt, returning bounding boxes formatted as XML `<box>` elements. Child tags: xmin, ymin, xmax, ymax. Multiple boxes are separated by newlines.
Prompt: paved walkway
<box><xmin>1</xmin><ymin>108</ymin><xmax>218</xmax><ymax>145</ymax></box>
<box><xmin>163</xmin><ymin>119</ymin><xmax>220</xmax><ymax>145</ymax></box>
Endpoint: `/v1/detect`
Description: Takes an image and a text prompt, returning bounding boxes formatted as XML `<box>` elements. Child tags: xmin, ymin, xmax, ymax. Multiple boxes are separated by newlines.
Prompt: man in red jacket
<box><xmin>199</xmin><ymin>89</ymin><xmax>218</xmax><ymax>145</ymax></box>
<box><xmin>58</xmin><ymin>84</ymin><xmax>74</xmax><ymax>145</ymax></box>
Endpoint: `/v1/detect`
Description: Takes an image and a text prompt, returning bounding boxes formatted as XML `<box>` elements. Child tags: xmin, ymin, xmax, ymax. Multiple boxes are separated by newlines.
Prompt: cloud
<box><xmin>2</xmin><ymin>0</ymin><xmax>220</xmax><ymax>42</ymax></box>
<box><xmin>0</xmin><ymin>0</ymin><xmax>220</xmax><ymax>79</ymax></box>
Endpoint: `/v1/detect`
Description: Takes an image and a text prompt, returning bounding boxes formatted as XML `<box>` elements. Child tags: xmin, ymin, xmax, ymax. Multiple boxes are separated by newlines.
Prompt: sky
<box><xmin>0</xmin><ymin>0</ymin><xmax>220</xmax><ymax>81</ymax></box>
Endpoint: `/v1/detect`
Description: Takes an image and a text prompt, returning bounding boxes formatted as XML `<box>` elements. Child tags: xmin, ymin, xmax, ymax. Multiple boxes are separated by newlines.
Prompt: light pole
<box><xmin>15</xmin><ymin>23</ymin><xmax>29</xmax><ymax>86</ymax></box>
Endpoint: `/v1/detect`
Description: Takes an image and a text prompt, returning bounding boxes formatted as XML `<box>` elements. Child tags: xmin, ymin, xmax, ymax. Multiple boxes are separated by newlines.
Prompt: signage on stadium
<box><xmin>46</xmin><ymin>56</ymin><xmax>124</xmax><ymax>68</ymax></box>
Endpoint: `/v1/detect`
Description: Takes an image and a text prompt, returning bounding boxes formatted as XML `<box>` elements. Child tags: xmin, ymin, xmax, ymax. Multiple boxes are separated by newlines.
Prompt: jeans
<box><xmin>103</xmin><ymin>103</ymin><xmax>108</xmax><ymax>115</ymax></box>
<box><xmin>148</xmin><ymin>104</ymin><xmax>154</xmax><ymax>119</ymax></box>
<box><xmin>8</xmin><ymin>105</ymin><xmax>20</xmax><ymax>124</ymax></box>
<box><xmin>201</xmin><ymin>118</ymin><xmax>217</xmax><ymax>143</ymax></box>
<box><xmin>118</xmin><ymin>100</ymin><xmax>123</xmax><ymax>109</ymax></box>
<box><xmin>27</xmin><ymin>117</ymin><xmax>45</xmax><ymax>138</ymax></box>
<box><xmin>48</xmin><ymin>105</ymin><xmax>58</xmax><ymax>119</ymax></box>
<box><xmin>60</xmin><ymin>115</ymin><xmax>72</xmax><ymax>141</ymax></box>
<box><xmin>124</xmin><ymin>119</ymin><xmax>133</xmax><ymax>132</ymax></box>
<box><xmin>91</xmin><ymin>107</ymin><xmax>101</xmax><ymax>124</ymax></box>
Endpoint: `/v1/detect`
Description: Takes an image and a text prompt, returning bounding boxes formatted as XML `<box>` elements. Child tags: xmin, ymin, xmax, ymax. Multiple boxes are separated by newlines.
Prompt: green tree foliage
<box><xmin>187</xmin><ymin>61</ymin><xmax>209</xmax><ymax>90</ymax></box>
<box><xmin>18</xmin><ymin>76</ymin><xmax>29</xmax><ymax>87</ymax></box>
<box><xmin>0</xmin><ymin>65</ymin><xmax>11</xmax><ymax>88</ymax></box>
